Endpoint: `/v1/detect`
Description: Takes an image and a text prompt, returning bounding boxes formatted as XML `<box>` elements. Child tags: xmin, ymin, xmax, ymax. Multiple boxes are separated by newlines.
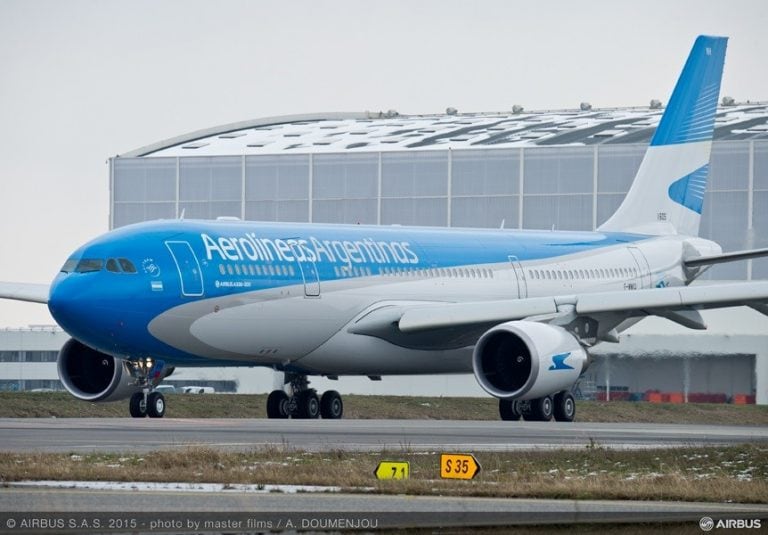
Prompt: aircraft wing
<box><xmin>350</xmin><ymin>282</ymin><xmax>768</xmax><ymax>350</ymax></box>
<box><xmin>0</xmin><ymin>282</ymin><xmax>50</xmax><ymax>304</ymax></box>
<box><xmin>399</xmin><ymin>282</ymin><xmax>768</xmax><ymax>332</ymax></box>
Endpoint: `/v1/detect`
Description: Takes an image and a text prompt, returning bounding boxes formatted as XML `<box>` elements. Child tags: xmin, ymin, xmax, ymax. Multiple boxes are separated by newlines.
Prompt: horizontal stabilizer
<box><xmin>684</xmin><ymin>247</ymin><xmax>768</xmax><ymax>268</ymax></box>
<box><xmin>0</xmin><ymin>282</ymin><xmax>50</xmax><ymax>304</ymax></box>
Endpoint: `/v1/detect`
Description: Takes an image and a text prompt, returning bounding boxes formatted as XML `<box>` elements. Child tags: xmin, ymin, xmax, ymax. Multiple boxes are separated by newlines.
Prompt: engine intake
<box><xmin>472</xmin><ymin>321</ymin><xmax>587</xmax><ymax>400</ymax></box>
<box><xmin>57</xmin><ymin>338</ymin><xmax>140</xmax><ymax>402</ymax></box>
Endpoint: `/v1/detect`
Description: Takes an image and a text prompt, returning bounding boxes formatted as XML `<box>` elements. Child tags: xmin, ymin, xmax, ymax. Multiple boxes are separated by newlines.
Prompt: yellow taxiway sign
<box><xmin>440</xmin><ymin>453</ymin><xmax>481</xmax><ymax>480</ymax></box>
<box><xmin>374</xmin><ymin>461</ymin><xmax>410</xmax><ymax>480</ymax></box>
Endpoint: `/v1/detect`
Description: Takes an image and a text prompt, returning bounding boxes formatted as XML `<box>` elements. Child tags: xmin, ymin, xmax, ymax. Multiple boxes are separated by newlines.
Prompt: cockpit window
<box><xmin>118</xmin><ymin>258</ymin><xmax>137</xmax><ymax>273</ymax></box>
<box><xmin>60</xmin><ymin>258</ymin><xmax>79</xmax><ymax>273</ymax></box>
<box><xmin>106</xmin><ymin>259</ymin><xmax>120</xmax><ymax>273</ymax></box>
<box><xmin>74</xmin><ymin>259</ymin><xmax>104</xmax><ymax>273</ymax></box>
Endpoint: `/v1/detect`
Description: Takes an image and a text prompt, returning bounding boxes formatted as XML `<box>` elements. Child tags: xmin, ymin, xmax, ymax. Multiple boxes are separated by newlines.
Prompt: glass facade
<box><xmin>111</xmin><ymin>140</ymin><xmax>768</xmax><ymax>280</ymax></box>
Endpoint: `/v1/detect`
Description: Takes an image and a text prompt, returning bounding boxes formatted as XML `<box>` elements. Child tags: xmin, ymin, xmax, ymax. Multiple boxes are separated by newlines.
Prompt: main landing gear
<box><xmin>127</xmin><ymin>357</ymin><xmax>173</xmax><ymax>418</ymax></box>
<box><xmin>266</xmin><ymin>373</ymin><xmax>344</xmax><ymax>419</ymax></box>
<box><xmin>498</xmin><ymin>391</ymin><xmax>575</xmax><ymax>422</ymax></box>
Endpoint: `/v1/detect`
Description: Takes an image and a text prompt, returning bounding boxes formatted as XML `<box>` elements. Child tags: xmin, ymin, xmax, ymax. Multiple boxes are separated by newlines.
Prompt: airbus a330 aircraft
<box><xmin>2</xmin><ymin>35</ymin><xmax>767</xmax><ymax>422</ymax></box>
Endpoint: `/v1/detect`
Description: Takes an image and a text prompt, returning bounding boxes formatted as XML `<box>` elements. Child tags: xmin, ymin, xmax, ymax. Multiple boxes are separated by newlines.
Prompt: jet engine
<box><xmin>57</xmin><ymin>338</ymin><xmax>141</xmax><ymax>402</ymax></box>
<box><xmin>472</xmin><ymin>321</ymin><xmax>587</xmax><ymax>400</ymax></box>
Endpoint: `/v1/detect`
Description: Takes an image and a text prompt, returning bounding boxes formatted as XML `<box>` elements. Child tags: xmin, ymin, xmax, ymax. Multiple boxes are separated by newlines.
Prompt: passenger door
<box><xmin>508</xmin><ymin>255</ymin><xmax>528</xmax><ymax>298</ymax></box>
<box><xmin>165</xmin><ymin>241</ymin><xmax>204</xmax><ymax>297</ymax></box>
<box><xmin>288</xmin><ymin>242</ymin><xmax>320</xmax><ymax>297</ymax></box>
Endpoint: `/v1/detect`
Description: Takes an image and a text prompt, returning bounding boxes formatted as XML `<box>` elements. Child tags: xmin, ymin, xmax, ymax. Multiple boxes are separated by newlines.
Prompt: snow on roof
<box><xmin>123</xmin><ymin>105</ymin><xmax>768</xmax><ymax>158</ymax></box>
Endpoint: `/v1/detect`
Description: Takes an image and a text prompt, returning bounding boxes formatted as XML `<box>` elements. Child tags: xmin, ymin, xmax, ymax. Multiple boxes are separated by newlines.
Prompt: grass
<box><xmin>1</xmin><ymin>444</ymin><xmax>766</xmax><ymax>504</ymax></box>
<box><xmin>1</xmin><ymin>392</ymin><xmax>767</xmax><ymax>424</ymax></box>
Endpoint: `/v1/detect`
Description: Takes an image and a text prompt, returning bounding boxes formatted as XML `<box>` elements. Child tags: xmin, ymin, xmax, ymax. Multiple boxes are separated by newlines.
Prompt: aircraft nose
<box><xmin>48</xmin><ymin>274</ymin><xmax>80</xmax><ymax>329</ymax></box>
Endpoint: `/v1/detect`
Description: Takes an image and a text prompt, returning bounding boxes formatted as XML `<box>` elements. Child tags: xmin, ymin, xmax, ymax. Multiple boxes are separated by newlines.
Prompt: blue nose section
<box><xmin>48</xmin><ymin>273</ymin><xmax>116</xmax><ymax>346</ymax></box>
<box><xmin>48</xmin><ymin>273</ymin><xmax>84</xmax><ymax>336</ymax></box>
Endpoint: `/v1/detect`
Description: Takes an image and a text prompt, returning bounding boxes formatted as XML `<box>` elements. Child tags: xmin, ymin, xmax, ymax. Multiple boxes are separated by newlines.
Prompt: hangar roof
<box><xmin>123</xmin><ymin>104</ymin><xmax>768</xmax><ymax>158</ymax></box>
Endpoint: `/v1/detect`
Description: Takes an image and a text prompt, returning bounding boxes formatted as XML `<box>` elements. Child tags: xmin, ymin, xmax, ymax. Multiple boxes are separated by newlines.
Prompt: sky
<box><xmin>0</xmin><ymin>0</ymin><xmax>766</xmax><ymax>327</ymax></box>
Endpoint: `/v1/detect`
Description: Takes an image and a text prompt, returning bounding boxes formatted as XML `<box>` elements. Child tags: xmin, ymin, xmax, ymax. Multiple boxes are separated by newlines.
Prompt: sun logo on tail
<box><xmin>668</xmin><ymin>164</ymin><xmax>709</xmax><ymax>214</ymax></box>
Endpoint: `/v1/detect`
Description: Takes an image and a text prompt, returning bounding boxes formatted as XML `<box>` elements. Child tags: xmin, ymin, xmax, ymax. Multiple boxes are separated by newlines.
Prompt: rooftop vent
<box><xmin>446</xmin><ymin>107</ymin><xmax>458</xmax><ymax>116</ymax></box>
<box><xmin>722</xmin><ymin>96</ymin><xmax>736</xmax><ymax>106</ymax></box>
<box><xmin>580</xmin><ymin>102</ymin><xmax>592</xmax><ymax>111</ymax></box>
<box><xmin>181</xmin><ymin>142</ymin><xmax>208</xmax><ymax>149</ymax></box>
<box><xmin>650</xmin><ymin>99</ymin><xmax>663</xmax><ymax>109</ymax></box>
<box><xmin>512</xmin><ymin>105</ymin><xmax>524</xmax><ymax>114</ymax></box>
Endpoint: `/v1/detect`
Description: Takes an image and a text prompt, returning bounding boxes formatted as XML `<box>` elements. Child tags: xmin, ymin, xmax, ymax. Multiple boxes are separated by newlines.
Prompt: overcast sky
<box><xmin>0</xmin><ymin>0</ymin><xmax>766</xmax><ymax>327</ymax></box>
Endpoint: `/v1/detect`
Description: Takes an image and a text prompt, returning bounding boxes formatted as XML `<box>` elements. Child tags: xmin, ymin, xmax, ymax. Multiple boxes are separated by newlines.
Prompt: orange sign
<box><xmin>440</xmin><ymin>453</ymin><xmax>480</xmax><ymax>480</ymax></box>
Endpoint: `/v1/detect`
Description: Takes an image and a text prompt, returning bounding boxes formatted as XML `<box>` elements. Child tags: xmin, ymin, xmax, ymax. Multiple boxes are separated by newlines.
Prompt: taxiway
<box><xmin>1</xmin><ymin>418</ymin><xmax>766</xmax><ymax>453</ymax></box>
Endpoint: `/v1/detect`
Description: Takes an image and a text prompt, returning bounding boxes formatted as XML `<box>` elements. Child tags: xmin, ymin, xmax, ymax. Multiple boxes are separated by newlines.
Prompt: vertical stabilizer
<box><xmin>599</xmin><ymin>36</ymin><xmax>727</xmax><ymax>236</ymax></box>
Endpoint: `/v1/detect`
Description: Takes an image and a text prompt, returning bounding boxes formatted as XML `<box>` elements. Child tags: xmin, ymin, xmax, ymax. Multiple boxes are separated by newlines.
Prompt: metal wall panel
<box><xmin>313</xmin><ymin>153</ymin><xmax>377</xmax><ymax>199</ymax></box>
<box><xmin>524</xmin><ymin>147</ymin><xmax>593</xmax><ymax>194</ymax></box>
<box><xmin>523</xmin><ymin>194</ymin><xmax>593</xmax><ymax>231</ymax></box>
<box><xmin>313</xmin><ymin>199</ymin><xmax>377</xmax><ymax>224</ymax></box>
<box><xmin>113</xmin><ymin>158</ymin><xmax>176</xmax><ymax>202</ymax></box>
<box><xmin>708</xmin><ymin>142</ymin><xmax>749</xmax><ymax>191</ymax></box>
<box><xmin>180</xmin><ymin>156</ymin><xmax>241</xmax><ymax>201</ymax></box>
<box><xmin>245</xmin><ymin>155</ymin><xmax>309</xmax><ymax>201</ymax></box>
<box><xmin>597</xmin><ymin>145</ymin><xmax>645</xmax><ymax>193</ymax></box>
<box><xmin>451</xmin><ymin>195</ymin><xmax>518</xmax><ymax>228</ymax></box>
<box><xmin>381</xmin><ymin>198</ymin><xmax>447</xmax><ymax>226</ymax></box>
<box><xmin>382</xmin><ymin>151</ymin><xmax>447</xmax><ymax>197</ymax></box>
<box><xmin>452</xmin><ymin>149</ymin><xmax>519</xmax><ymax>195</ymax></box>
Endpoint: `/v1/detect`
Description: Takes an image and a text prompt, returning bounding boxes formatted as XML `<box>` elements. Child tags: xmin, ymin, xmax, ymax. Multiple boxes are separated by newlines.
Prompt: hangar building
<box><xmin>3</xmin><ymin>105</ymin><xmax>768</xmax><ymax>403</ymax></box>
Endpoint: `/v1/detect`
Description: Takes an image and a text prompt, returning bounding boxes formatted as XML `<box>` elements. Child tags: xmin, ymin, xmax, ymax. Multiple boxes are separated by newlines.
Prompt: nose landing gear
<box><xmin>127</xmin><ymin>358</ymin><xmax>173</xmax><ymax>418</ymax></box>
<box><xmin>266</xmin><ymin>373</ymin><xmax>344</xmax><ymax>419</ymax></box>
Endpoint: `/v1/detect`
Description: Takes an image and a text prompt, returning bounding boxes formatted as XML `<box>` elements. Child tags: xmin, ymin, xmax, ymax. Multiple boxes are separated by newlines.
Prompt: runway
<box><xmin>1</xmin><ymin>418</ymin><xmax>767</xmax><ymax>453</ymax></box>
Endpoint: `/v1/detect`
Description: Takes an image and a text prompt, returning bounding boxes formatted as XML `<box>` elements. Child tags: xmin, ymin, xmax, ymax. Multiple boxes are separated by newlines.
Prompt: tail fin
<box><xmin>599</xmin><ymin>35</ymin><xmax>728</xmax><ymax>236</ymax></box>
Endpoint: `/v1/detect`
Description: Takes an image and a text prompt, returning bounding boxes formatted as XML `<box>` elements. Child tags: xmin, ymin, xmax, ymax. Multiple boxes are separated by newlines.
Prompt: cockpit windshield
<box><xmin>74</xmin><ymin>259</ymin><xmax>104</xmax><ymax>273</ymax></box>
<box><xmin>61</xmin><ymin>257</ymin><xmax>137</xmax><ymax>274</ymax></box>
<box><xmin>60</xmin><ymin>258</ymin><xmax>79</xmax><ymax>273</ymax></box>
<box><xmin>118</xmin><ymin>258</ymin><xmax>137</xmax><ymax>273</ymax></box>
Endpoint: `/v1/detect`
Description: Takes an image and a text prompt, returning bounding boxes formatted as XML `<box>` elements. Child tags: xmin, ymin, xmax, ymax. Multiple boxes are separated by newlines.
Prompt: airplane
<box><xmin>2</xmin><ymin>35</ymin><xmax>767</xmax><ymax>422</ymax></box>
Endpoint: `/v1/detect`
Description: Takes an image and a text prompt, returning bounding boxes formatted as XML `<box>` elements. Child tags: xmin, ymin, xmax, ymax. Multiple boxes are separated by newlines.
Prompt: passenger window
<box><xmin>118</xmin><ymin>258</ymin><xmax>137</xmax><ymax>273</ymax></box>
<box><xmin>75</xmin><ymin>259</ymin><xmax>104</xmax><ymax>273</ymax></box>
<box><xmin>219</xmin><ymin>265</ymin><xmax>225</xmax><ymax>275</ymax></box>
<box><xmin>106</xmin><ymin>259</ymin><xmax>121</xmax><ymax>273</ymax></box>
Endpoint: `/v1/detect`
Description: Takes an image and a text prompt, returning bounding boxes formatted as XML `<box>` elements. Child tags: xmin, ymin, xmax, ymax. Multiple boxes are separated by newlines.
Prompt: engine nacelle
<box><xmin>472</xmin><ymin>321</ymin><xmax>587</xmax><ymax>401</ymax></box>
<box><xmin>57</xmin><ymin>338</ymin><xmax>141</xmax><ymax>402</ymax></box>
